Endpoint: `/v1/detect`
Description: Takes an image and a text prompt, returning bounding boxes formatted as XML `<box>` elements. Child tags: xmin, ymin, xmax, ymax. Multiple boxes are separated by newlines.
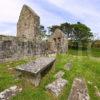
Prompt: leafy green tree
<box><xmin>60</xmin><ymin>22</ymin><xmax>72</xmax><ymax>37</ymax></box>
<box><xmin>72</xmin><ymin>22</ymin><xmax>93</xmax><ymax>49</ymax></box>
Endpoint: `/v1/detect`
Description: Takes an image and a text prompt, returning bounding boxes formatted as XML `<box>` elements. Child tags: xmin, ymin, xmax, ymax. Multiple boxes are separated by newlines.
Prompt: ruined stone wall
<box><xmin>0</xmin><ymin>35</ymin><xmax>47</xmax><ymax>62</ymax></box>
<box><xmin>48</xmin><ymin>29</ymin><xmax>68</xmax><ymax>53</ymax></box>
<box><xmin>17</xmin><ymin>5</ymin><xmax>40</xmax><ymax>41</ymax></box>
<box><xmin>0</xmin><ymin>5</ymin><xmax>46</xmax><ymax>63</ymax></box>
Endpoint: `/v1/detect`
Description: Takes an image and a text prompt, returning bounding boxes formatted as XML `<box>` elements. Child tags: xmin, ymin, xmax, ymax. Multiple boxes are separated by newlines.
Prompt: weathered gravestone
<box><xmin>0</xmin><ymin>85</ymin><xmax>22</xmax><ymax>100</ymax></box>
<box><xmin>54</xmin><ymin>71</ymin><xmax>65</xmax><ymax>79</ymax></box>
<box><xmin>46</xmin><ymin>78</ymin><xmax>67</xmax><ymax>96</ymax></box>
<box><xmin>68</xmin><ymin>78</ymin><xmax>90</xmax><ymax>100</ymax></box>
<box><xmin>16</xmin><ymin>57</ymin><xmax>55</xmax><ymax>87</ymax></box>
<box><xmin>64</xmin><ymin>61</ymin><xmax>73</xmax><ymax>71</ymax></box>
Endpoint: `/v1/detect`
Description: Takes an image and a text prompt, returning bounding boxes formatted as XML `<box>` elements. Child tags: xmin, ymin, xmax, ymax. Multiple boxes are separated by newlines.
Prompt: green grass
<box><xmin>91</xmin><ymin>48</ymin><xmax>100</xmax><ymax>57</ymax></box>
<box><xmin>68</xmin><ymin>47</ymin><xmax>100</xmax><ymax>57</ymax></box>
<box><xmin>0</xmin><ymin>49</ymin><xmax>100</xmax><ymax>100</ymax></box>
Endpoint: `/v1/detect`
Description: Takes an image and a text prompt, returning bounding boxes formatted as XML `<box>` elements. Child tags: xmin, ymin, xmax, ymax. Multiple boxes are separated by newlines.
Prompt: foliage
<box><xmin>72</xmin><ymin>22</ymin><xmax>93</xmax><ymax>41</ymax></box>
<box><xmin>49</xmin><ymin>22</ymin><xmax>93</xmax><ymax>49</ymax></box>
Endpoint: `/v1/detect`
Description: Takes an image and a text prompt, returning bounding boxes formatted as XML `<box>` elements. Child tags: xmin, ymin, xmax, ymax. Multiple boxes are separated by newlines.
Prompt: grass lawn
<box><xmin>0</xmin><ymin>49</ymin><xmax>100</xmax><ymax>100</ymax></box>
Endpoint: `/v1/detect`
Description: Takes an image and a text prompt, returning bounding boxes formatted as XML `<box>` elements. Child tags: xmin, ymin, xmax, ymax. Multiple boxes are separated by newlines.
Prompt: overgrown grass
<box><xmin>0</xmin><ymin>49</ymin><xmax>100</xmax><ymax>100</ymax></box>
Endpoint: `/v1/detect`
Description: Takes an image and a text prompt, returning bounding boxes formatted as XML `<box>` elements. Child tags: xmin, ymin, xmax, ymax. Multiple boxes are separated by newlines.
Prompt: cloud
<box><xmin>47</xmin><ymin>0</ymin><xmax>100</xmax><ymax>38</ymax></box>
<box><xmin>0</xmin><ymin>0</ymin><xmax>24</xmax><ymax>23</ymax></box>
<box><xmin>0</xmin><ymin>0</ymin><xmax>25</xmax><ymax>35</ymax></box>
<box><xmin>0</xmin><ymin>0</ymin><xmax>100</xmax><ymax>39</ymax></box>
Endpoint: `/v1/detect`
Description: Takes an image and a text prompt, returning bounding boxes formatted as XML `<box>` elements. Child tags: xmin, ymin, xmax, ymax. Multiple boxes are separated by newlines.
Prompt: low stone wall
<box><xmin>0</xmin><ymin>35</ymin><xmax>47</xmax><ymax>63</ymax></box>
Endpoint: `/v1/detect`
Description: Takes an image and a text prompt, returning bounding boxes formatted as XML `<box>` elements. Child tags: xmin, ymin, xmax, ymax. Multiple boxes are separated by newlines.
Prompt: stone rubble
<box><xmin>46</xmin><ymin>78</ymin><xmax>67</xmax><ymax>96</ymax></box>
<box><xmin>0</xmin><ymin>85</ymin><xmax>22</xmax><ymax>100</ymax></box>
<box><xmin>54</xmin><ymin>71</ymin><xmax>65</xmax><ymax>79</ymax></box>
<box><xmin>68</xmin><ymin>78</ymin><xmax>90</xmax><ymax>100</ymax></box>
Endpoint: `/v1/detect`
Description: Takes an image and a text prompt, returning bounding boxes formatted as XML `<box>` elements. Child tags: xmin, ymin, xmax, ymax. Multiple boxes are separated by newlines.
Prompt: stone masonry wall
<box><xmin>48</xmin><ymin>28</ymin><xmax>68</xmax><ymax>53</ymax></box>
<box><xmin>17</xmin><ymin>5</ymin><xmax>40</xmax><ymax>41</ymax></box>
<box><xmin>0</xmin><ymin>35</ymin><xmax>47</xmax><ymax>62</ymax></box>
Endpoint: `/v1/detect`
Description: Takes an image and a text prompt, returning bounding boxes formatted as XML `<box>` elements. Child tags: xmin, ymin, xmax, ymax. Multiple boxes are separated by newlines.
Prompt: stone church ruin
<box><xmin>0</xmin><ymin>5</ymin><xmax>68</xmax><ymax>62</ymax></box>
<box><xmin>48</xmin><ymin>28</ymin><xmax>68</xmax><ymax>53</ymax></box>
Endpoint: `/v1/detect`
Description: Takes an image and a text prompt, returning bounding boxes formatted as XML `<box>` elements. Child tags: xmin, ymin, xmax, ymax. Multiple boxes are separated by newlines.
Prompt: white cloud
<box><xmin>0</xmin><ymin>0</ymin><xmax>26</xmax><ymax>35</ymax></box>
<box><xmin>0</xmin><ymin>0</ymin><xmax>25</xmax><ymax>23</ymax></box>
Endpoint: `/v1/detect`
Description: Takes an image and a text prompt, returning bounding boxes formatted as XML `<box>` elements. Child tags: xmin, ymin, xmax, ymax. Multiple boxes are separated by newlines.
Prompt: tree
<box><xmin>71</xmin><ymin>22</ymin><xmax>93</xmax><ymax>49</ymax></box>
<box><xmin>39</xmin><ymin>25</ymin><xmax>46</xmax><ymax>38</ymax></box>
<box><xmin>48</xmin><ymin>22</ymin><xmax>93</xmax><ymax>49</ymax></box>
<box><xmin>60</xmin><ymin>22</ymin><xmax>72</xmax><ymax>37</ymax></box>
<box><xmin>48</xmin><ymin>25</ymin><xmax>60</xmax><ymax>34</ymax></box>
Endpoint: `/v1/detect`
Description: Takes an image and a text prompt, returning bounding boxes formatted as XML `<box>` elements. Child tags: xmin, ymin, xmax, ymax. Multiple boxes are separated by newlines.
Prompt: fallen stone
<box><xmin>0</xmin><ymin>85</ymin><xmax>22</xmax><ymax>100</ymax></box>
<box><xmin>68</xmin><ymin>78</ymin><xmax>90</xmax><ymax>100</ymax></box>
<box><xmin>54</xmin><ymin>71</ymin><xmax>64</xmax><ymax>79</ymax></box>
<box><xmin>46</xmin><ymin>78</ymin><xmax>67</xmax><ymax>96</ymax></box>
<box><xmin>64</xmin><ymin>61</ymin><xmax>73</xmax><ymax>71</ymax></box>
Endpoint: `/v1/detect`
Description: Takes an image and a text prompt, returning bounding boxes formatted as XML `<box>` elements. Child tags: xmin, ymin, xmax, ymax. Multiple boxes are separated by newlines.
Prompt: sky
<box><xmin>0</xmin><ymin>0</ymin><xmax>100</xmax><ymax>39</ymax></box>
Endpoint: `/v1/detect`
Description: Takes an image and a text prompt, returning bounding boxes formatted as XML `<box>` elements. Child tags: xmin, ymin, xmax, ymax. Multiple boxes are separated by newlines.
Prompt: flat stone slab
<box><xmin>0</xmin><ymin>85</ymin><xmax>22</xmax><ymax>100</ymax></box>
<box><xmin>46</xmin><ymin>78</ymin><xmax>67</xmax><ymax>96</ymax></box>
<box><xmin>54</xmin><ymin>71</ymin><xmax>65</xmax><ymax>79</ymax></box>
<box><xmin>16</xmin><ymin>57</ymin><xmax>55</xmax><ymax>75</ymax></box>
<box><xmin>68</xmin><ymin>78</ymin><xmax>90</xmax><ymax>100</ymax></box>
<box><xmin>16</xmin><ymin>57</ymin><xmax>55</xmax><ymax>87</ymax></box>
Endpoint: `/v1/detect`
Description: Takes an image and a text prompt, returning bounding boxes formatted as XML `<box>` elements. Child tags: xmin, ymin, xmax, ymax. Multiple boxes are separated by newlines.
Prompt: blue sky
<box><xmin>0</xmin><ymin>0</ymin><xmax>100</xmax><ymax>39</ymax></box>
